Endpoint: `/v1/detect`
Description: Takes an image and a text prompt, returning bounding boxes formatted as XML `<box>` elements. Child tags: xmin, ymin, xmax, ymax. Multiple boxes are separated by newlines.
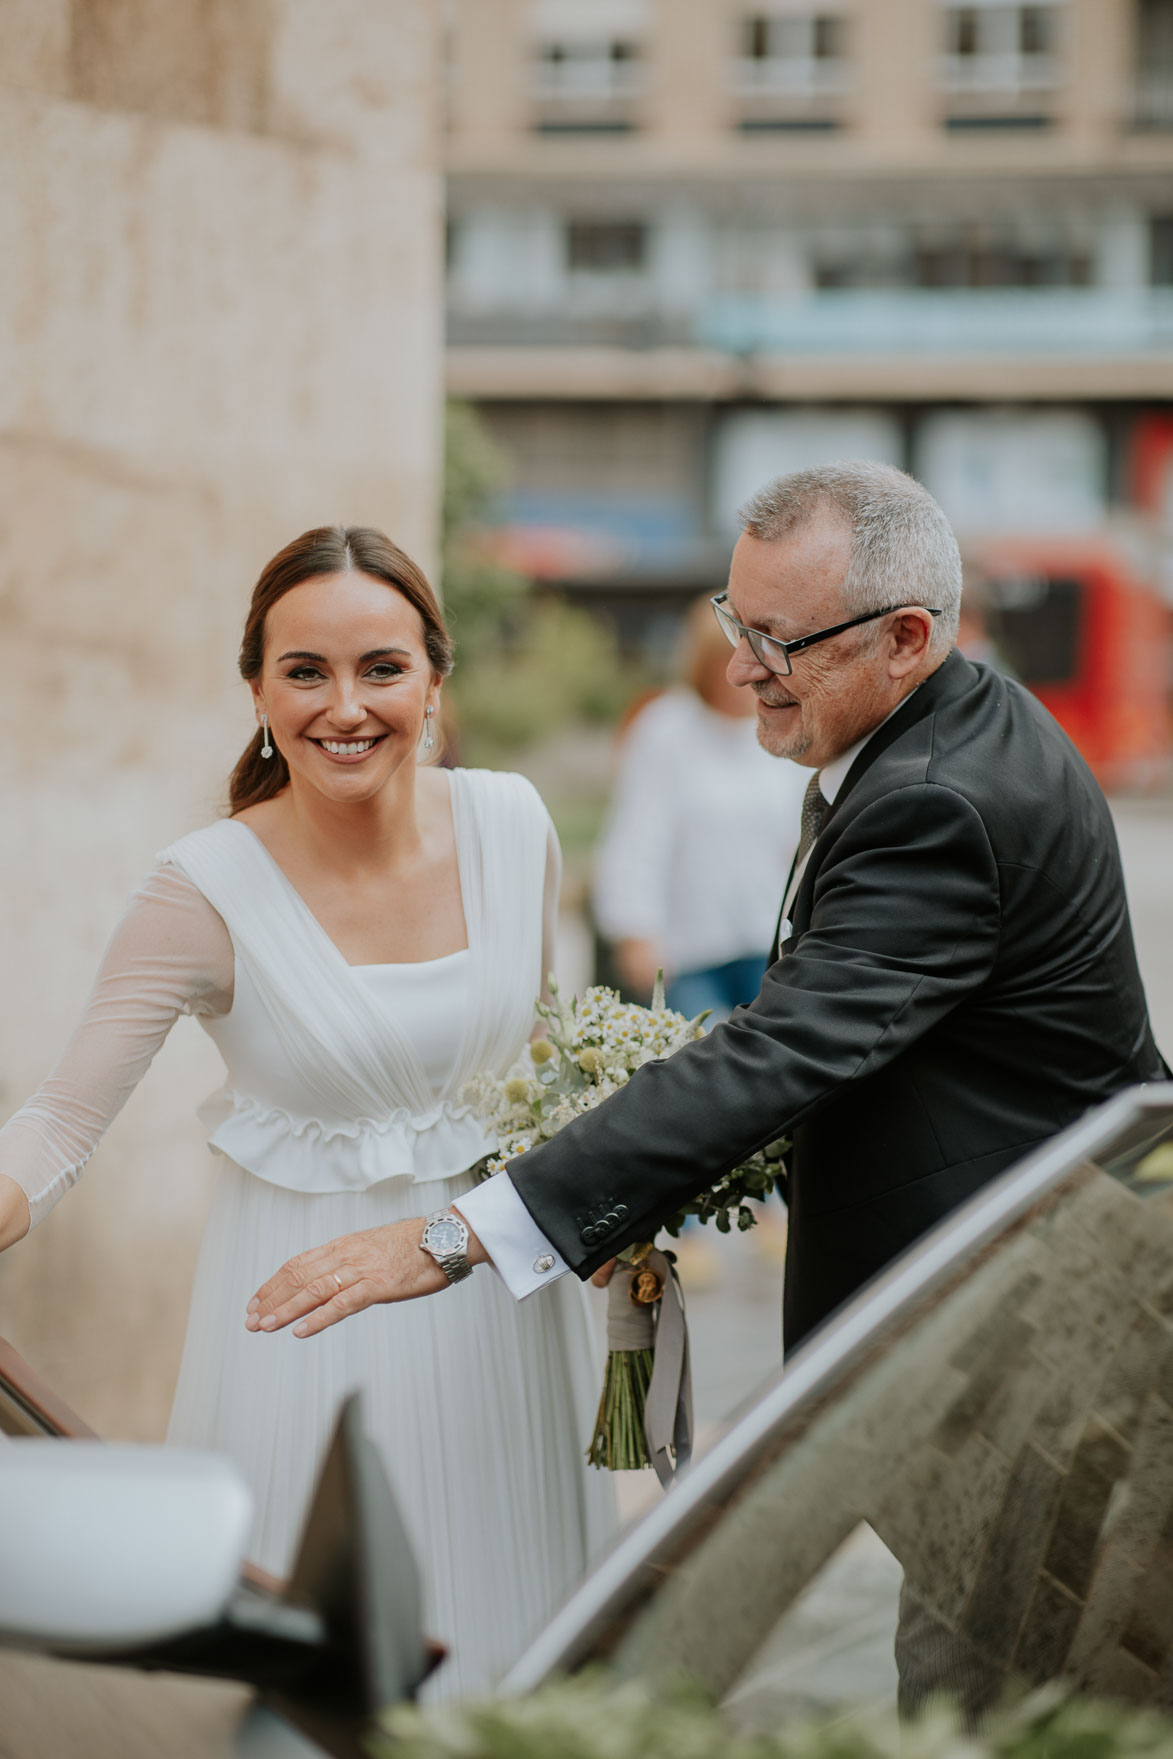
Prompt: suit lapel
<box><xmin>770</xmin><ymin>650</ymin><xmax>978</xmax><ymax>958</ymax></box>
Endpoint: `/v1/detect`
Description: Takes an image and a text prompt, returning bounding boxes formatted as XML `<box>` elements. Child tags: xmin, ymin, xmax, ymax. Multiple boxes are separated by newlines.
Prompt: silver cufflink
<box><xmin>533</xmin><ymin>1254</ymin><xmax>556</xmax><ymax>1274</ymax></box>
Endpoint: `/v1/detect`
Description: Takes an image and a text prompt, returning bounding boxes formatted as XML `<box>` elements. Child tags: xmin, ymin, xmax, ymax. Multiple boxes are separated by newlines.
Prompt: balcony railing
<box><xmin>696</xmin><ymin>288</ymin><xmax>1173</xmax><ymax>356</ymax></box>
<box><xmin>941</xmin><ymin>50</ymin><xmax>1061</xmax><ymax>94</ymax></box>
<box><xmin>732</xmin><ymin>55</ymin><xmax>851</xmax><ymax>98</ymax></box>
<box><xmin>532</xmin><ymin>58</ymin><xmax>645</xmax><ymax>102</ymax></box>
<box><xmin>447</xmin><ymin>288</ymin><xmax>1173</xmax><ymax>359</ymax></box>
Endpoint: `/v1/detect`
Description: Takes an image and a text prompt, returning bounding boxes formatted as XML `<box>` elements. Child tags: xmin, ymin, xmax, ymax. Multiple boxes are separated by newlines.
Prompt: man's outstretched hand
<box><xmin>245</xmin><ymin>1216</ymin><xmax>490</xmax><ymax>1339</ymax></box>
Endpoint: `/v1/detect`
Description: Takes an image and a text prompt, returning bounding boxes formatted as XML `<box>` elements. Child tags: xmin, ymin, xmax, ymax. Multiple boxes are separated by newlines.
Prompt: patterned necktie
<box><xmin>795</xmin><ymin>771</ymin><xmax>829</xmax><ymax>869</ymax></box>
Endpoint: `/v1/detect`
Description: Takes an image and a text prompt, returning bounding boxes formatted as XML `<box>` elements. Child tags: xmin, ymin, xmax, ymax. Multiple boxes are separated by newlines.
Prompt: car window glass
<box><xmin>606</xmin><ymin>1105</ymin><xmax>1173</xmax><ymax>1726</ymax></box>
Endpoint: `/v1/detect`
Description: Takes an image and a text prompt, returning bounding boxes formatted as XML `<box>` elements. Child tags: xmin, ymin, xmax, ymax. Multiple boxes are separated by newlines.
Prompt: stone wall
<box><xmin>0</xmin><ymin>0</ymin><xmax>444</xmax><ymax>1438</ymax></box>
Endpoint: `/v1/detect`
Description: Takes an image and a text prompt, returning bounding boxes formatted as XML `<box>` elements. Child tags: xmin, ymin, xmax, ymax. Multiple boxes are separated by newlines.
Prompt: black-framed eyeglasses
<box><xmin>711</xmin><ymin>593</ymin><xmax>942</xmax><ymax>677</ymax></box>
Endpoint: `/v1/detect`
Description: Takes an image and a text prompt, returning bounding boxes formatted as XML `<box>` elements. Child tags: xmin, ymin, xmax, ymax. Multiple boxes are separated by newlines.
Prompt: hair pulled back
<box><xmin>228</xmin><ymin>525</ymin><xmax>454</xmax><ymax>815</ymax></box>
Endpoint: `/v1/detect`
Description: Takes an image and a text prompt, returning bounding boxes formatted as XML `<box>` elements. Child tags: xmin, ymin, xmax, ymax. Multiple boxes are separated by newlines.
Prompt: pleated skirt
<box><xmin>166</xmin><ymin>1159</ymin><xmax>616</xmax><ymax>1701</ymax></box>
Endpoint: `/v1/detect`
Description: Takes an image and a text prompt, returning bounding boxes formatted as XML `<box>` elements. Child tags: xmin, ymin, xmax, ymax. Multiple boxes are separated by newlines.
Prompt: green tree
<box><xmin>441</xmin><ymin>401</ymin><xmax>640</xmax><ymax>767</ymax></box>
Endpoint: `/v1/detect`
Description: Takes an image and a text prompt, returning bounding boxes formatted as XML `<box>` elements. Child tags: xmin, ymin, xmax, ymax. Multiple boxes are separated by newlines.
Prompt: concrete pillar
<box><xmin>1062</xmin><ymin>0</ymin><xmax>1133</xmax><ymax>147</ymax></box>
<box><xmin>853</xmin><ymin>0</ymin><xmax>939</xmax><ymax>151</ymax></box>
<box><xmin>0</xmin><ymin>0</ymin><xmax>444</xmax><ymax>1439</ymax></box>
<box><xmin>649</xmin><ymin>203</ymin><xmax>713</xmax><ymax>316</ymax></box>
<box><xmin>647</xmin><ymin>0</ymin><xmax>729</xmax><ymax>143</ymax></box>
<box><xmin>447</xmin><ymin>0</ymin><xmax>530</xmax><ymax>156</ymax></box>
<box><xmin>1095</xmin><ymin>202</ymin><xmax>1151</xmax><ymax>290</ymax></box>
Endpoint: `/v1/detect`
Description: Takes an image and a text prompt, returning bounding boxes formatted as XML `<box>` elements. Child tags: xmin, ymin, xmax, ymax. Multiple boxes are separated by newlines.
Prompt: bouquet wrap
<box><xmin>600</xmin><ymin>1250</ymin><xmax>693</xmax><ymax>1487</ymax></box>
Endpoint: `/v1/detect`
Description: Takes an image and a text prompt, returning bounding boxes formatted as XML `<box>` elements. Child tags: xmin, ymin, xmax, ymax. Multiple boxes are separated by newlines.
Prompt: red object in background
<box><xmin>970</xmin><ymin>538</ymin><xmax>1172</xmax><ymax>791</ymax></box>
<box><xmin>1129</xmin><ymin>415</ymin><xmax>1173</xmax><ymax>522</ymax></box>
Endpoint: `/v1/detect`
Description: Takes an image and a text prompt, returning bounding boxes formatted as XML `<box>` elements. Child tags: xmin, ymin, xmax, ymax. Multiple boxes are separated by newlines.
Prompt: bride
<box><xmin>0</xmin><ymin>524</ymin><xmax>613</xmax><ymax>1697</ymax></box>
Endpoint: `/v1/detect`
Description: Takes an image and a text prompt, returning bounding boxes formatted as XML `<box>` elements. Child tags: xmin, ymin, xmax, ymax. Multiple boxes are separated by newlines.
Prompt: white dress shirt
<box><xmin>458</xmin><ymin>699</ymin><xmax>911</xmax><ymax>1300</ymax></box>
<box><xmin>774</xmin><ymin>727</ymin><xmax>871</xmax><ymax>948</ymax></box>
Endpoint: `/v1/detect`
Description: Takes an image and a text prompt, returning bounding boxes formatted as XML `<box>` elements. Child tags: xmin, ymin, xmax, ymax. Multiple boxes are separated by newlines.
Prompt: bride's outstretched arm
<box><xmin>0</xmin><ymin>864</ymin><xmax>233</xmax><ymax>1241</ymax></box>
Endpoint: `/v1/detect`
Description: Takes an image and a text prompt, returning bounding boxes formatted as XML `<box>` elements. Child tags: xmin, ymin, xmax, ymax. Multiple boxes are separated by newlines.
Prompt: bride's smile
<box><xmin>313</xmin><ymin>735</ymin><xmax>386</xmax><ymax>760</ymax></box>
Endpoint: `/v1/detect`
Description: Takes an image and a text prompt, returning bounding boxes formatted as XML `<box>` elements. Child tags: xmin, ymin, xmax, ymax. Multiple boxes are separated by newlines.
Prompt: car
<box><xmin>503</xmin><ymin>1079</ymin><xmax>1173</xmax><ymax>1727</ymax></box>
<box><xmin>5</xmin><ymin>1080</ymin><xmax>1173</xmax><ymax>1751</ymax></box>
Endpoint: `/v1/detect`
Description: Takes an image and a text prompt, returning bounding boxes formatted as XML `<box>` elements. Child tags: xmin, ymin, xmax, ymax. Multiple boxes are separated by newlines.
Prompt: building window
<box><xmin>1134</xmin><ymin>0</ymin><xmax>1173</xmax><ymax>129</ymax></box>
<box><xmin>913</xmin><ymin>237</ymin><xmax>1090</xmax><ymax>287</ymax></box>
<box><xmin>941</xmin><ymin>1</ymin><xmax>1062</xmax><ymax>124</ymax></box>
<box><xmin>1152</xmin><ymin>214</ymin><xmax>1173</xmax><ymax>283</ymax></box>
<box><xmin>741</xmin><ymin>11</ymin><xmax>845</xmax><ymax>65</ymax></box>
<box><xmin>810</xmin><ymin>226</ymin><xmax>1091</xmax><ymax>290</ymax></box>
<box><xmin>735</xmin><ymin>10</ymin><xmax>849</xmax><ymax>129</ymax></box>
<box><xmin>532</xmin><ymin>36</ymin><xmax>645</xmax><ymax>131</ymax></box>
<box><xmin>1019</xmin><ymin>4</ymin><xmax>1053</xmax><ymax>55</ymax></box>
<box><xmin>566</xmin><ymin>220</ymin><xmax>647</xmax><ymax>272</ymax></box>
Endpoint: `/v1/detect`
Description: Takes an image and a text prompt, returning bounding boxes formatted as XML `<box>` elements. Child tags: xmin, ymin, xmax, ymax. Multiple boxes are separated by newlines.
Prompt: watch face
<box><xmin>427</xmin><ymin>1218</ymin><xmax>465</xmax><ymax>1257</ymax></box>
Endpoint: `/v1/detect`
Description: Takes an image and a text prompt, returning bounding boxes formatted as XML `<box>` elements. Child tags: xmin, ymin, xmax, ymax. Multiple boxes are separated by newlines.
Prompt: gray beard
<box><xmin>756</xmin><ymin>713</ymin><xmax>810</xmax><ymax>762</ymax></box>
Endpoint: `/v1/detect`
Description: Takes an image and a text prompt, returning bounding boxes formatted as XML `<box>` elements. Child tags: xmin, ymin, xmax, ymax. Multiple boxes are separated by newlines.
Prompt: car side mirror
<box><xmin>0</xmin><ymin>1441</ymin><xmax>253</xmax><ymax>1650</ymax></box>
<box><xmin>0</xmin><ymin>1391</ymin><xmax>433</xmax><ymax>1751</ymax></box>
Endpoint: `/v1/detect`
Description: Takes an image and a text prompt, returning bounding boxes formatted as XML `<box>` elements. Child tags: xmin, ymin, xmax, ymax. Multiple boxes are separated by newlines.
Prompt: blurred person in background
<box><xmin>594</xmin><ymin>595</ymin><xmax>807</xmax><ymax>1023</ymax></box>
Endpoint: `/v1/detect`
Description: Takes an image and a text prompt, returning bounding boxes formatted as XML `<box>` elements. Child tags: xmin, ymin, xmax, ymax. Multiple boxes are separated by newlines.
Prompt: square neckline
<box><xmin>227</xmin><ymin>773</ymin><xmax>472</xmax><ymax>971</ymax></box>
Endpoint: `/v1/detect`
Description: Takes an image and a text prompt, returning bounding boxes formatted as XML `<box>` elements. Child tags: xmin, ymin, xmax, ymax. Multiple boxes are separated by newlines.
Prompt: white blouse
<box><xmin>1</xmin><ymin>770</ymin><xmax>558</xmax><ymax>1227</ymax></box>
<box><xmin>593</xmin><ymin>689</ymin><xmax>808</xmax><ymax>975</ymax></box>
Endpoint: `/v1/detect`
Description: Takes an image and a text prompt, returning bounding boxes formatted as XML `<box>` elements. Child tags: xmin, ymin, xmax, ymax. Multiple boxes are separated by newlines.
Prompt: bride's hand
<box><xmin>0</xmin><ymin>1177</ymin><xmax>31</xmax><ymax>1252</ymax></box>
<box><xmin>246</xmin><ymin>1217</ymin><xmax>490</xmax><ymax>1339</ymax></box>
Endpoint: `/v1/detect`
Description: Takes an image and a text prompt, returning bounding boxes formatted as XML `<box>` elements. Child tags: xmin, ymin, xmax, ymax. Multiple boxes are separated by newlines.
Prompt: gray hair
<box><xmin>738</xmin><ymin>461</ymin><xmax>961</xmax><ymax>651</ymax></box>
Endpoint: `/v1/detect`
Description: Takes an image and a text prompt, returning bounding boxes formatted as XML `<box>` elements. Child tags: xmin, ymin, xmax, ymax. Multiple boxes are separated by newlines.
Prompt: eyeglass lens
<box><xmin>713</xmin><ymin>600</ymin><xmax>792</xmax><ymax>675</ymax></box>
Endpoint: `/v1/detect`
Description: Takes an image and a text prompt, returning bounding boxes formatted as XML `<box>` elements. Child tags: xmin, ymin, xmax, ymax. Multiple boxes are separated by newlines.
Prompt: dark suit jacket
<box><xmin>511</xmin><ymin>650</ymin><xmax>1167</xmax><ymax>1348</ymax></box>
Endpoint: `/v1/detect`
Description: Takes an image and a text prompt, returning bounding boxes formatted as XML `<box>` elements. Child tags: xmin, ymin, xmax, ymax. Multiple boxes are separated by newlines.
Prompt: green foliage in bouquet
<box><xmin>368</xmin><ymin>1673</ymin><xmax>1173</xmax><ymax>1759</ymax></box>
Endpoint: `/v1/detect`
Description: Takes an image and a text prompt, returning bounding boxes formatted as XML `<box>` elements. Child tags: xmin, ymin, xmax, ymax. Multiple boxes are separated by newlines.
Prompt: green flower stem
<box><xmin>587</xmin><ymin>1348</ymin><xmax>655</xmax><ymax>1472</ymax></box>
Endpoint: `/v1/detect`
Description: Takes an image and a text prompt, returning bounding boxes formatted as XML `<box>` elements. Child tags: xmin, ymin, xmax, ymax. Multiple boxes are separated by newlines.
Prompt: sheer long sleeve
<box><xmin>0</xmin><ymin>864</ymin><xmax>234</xmax><ymax>1228</ymax></box>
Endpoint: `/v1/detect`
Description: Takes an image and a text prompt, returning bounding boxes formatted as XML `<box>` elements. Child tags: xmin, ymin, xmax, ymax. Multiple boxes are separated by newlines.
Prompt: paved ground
<box><xmin>613</xmin><ymin>793</ymin><xmax>1173</xmax><ymax>1722</ymax></box>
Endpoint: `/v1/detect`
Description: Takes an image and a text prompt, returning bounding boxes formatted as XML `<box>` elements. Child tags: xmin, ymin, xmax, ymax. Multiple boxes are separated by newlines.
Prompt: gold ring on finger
<box><xmin>333</xmin><ymin>1273</ymin><xmax>343</xmax><ymax>1291</ymax></box>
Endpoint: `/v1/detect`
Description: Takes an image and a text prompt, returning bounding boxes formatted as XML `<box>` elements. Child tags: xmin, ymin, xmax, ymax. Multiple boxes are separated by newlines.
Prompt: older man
<box><xmin>248</xmin><ymin>462</ymin><xmax>1166</xmax><ymax>1349</ymax></box>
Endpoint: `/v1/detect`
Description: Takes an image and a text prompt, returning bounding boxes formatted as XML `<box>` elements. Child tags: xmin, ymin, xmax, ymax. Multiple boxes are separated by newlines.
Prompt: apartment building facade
<box><xmin>444</xmin><ymin>0</ymin><xmax>1173</xmax><ymax>658</ymax></box>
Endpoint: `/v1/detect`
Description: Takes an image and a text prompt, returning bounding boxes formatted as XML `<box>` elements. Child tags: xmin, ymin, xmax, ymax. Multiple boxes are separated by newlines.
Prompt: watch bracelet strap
<box><xmin>423</xmin><ymin>1209</ymin><xmax>472</xmax><ymax>1285</ymax></box>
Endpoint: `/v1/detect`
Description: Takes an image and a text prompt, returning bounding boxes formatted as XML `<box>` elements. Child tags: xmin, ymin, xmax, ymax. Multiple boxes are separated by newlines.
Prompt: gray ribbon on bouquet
<box><xmin>607</xmin><ymin>1248</ymin><xmax>693</xmax><ymax>1487</ymax></box>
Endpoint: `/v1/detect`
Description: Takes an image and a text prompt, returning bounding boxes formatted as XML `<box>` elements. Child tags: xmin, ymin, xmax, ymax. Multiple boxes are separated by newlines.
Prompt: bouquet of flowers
<box><xmin>466</xmin><ymin>977</ymin><xmax>786</xmax><ymax>1478</ymax></box>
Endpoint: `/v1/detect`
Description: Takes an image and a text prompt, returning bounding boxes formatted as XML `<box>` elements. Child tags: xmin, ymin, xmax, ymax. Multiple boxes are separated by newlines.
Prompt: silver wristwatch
<box><xmin>419</xmin><ymin>1208</ymin><xmax>472</xmax><ymax>1285</ymax></box>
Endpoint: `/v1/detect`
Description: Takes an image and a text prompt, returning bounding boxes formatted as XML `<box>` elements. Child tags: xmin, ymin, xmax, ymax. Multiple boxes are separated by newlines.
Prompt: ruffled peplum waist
<box><xmin>198</xmin><ymin>1087</ymin><xmax>496</xmax><ymax>1195</ymax></box>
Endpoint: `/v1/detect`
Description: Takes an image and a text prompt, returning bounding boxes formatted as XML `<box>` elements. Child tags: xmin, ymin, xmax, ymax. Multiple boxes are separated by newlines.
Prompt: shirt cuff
<box><xmin>453</xmin><ymin>1173</ymin><xmax>569</xmax><ymax>1300</ymax></box>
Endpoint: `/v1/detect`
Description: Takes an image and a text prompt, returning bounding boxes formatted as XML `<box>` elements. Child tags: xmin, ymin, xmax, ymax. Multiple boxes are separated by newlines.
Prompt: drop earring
<box><xmin>423</xmin><ymin>705</ymin><xmax>435</xmax><ymax>753</ymax></box>
<box><xmin>260</xmin><ymin>713</ymin><xmax>273</xmax><ymax>759</ymax></box>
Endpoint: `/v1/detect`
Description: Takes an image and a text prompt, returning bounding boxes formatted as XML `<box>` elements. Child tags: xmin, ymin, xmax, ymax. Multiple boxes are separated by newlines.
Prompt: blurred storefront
<box><xmin>443</xmin><ymin>0</ymin><xmax>1173</xmax><ymax>780</ymax></box>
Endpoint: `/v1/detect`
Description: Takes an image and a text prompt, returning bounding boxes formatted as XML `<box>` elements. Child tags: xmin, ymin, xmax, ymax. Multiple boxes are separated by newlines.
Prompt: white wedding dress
<box><xmin>0</xmin><ymin>768</ymin><xmax>614</xmax><ymax>1698</ymax></box>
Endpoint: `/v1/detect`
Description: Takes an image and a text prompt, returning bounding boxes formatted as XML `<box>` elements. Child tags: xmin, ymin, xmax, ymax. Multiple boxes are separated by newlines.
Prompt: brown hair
<box><xmin>679</xmin><ymin>593</ymin><xmax>738</xmax><ymax>704</ymax></box>
<box><xmin>228</xmin><ymin>525</ymin><xmax>454</xmax><ymax>815</ymax></box>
